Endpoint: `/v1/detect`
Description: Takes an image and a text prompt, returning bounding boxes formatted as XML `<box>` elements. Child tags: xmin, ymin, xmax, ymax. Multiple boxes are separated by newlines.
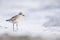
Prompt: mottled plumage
<box><xmin>6</xmin><ymin>12</ymin><xmax>24</xmax><ymax>31</ymax></box>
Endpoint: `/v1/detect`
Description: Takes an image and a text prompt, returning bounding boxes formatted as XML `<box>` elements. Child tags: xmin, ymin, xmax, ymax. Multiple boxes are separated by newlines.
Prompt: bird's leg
<box><xmin>16</xmin><ymin>23</ymin><xmax>18</xmax><ymax>31</ymax></box>
<box><xmin>13</xmin><ymin>23</ymin><xmax>14</xmax><ymax>31</ymax></box>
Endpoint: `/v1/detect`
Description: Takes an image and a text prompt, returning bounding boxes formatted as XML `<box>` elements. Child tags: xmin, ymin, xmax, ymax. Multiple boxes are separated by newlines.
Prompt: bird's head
<box><xmin>19</xmin><ymin>12</ymin><xmax>25</xmax><ymax>16</ymax></box>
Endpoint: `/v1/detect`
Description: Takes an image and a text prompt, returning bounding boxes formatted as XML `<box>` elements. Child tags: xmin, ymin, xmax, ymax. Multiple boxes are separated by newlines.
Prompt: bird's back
<box><xmin>6</xmin><ymin>15</ymin><xmax>21</xmax><ymax>23</ymax></box>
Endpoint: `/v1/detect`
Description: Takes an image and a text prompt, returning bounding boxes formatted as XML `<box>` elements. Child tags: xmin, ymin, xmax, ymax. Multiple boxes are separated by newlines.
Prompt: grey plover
<box><xmin>6</xmin><ymin>12</ymin><xmax>24</xmax><ymax>31</ymax></box>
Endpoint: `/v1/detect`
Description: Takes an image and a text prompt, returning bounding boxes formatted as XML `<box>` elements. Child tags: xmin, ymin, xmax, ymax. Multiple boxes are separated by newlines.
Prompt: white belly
<box><xmin>12</xmin><ymin>16</ymin><xmax>22</xmax><ymax>23</ymax></box>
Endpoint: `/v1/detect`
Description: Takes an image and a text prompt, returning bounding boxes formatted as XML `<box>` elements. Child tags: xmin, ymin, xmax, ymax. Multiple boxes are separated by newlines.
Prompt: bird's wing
<box><xmin>10</xmin><ymin>15</ymin><xmax>18</xmax><ymax>21</ymax></box>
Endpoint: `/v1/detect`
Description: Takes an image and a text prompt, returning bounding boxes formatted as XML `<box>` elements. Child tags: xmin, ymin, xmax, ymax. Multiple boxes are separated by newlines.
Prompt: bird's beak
<box><xmin>23</xmin><ymin>15</ymin><xmax>25</xmax><ymax>16</ymax></box>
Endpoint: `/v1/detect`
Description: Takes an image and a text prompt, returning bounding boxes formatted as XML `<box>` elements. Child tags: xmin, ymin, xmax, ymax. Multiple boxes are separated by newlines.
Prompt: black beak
<box><xmin>23</xmin><ymin>15</ymin><xmax>25</xmax><ymax>16</ymax></box>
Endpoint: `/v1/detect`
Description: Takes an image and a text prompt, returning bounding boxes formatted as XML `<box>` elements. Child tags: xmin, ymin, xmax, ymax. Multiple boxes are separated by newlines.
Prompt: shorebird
<box><xmin>6</xmin><ymin>12</ymin><xmax>24</xmax><ymax>31</ymax></box>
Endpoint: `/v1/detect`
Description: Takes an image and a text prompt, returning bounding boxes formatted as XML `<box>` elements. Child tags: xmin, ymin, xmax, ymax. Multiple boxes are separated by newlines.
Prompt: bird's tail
<box><xmin>6</xmin><ymin>20</ymin><xmax>10</xmax><ymax>21</ymax></box>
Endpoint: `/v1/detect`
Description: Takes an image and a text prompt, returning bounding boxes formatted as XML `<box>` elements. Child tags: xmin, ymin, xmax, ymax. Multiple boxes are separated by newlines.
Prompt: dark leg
<box><xmin>16</xmin><ymin>23</ymin><xmax>18</xmax><ymax>31</ymax></box>
<box><xmin>13</xmin><ymin>23</ymin><xmax>14</xmax><ymax>31</ymax></box>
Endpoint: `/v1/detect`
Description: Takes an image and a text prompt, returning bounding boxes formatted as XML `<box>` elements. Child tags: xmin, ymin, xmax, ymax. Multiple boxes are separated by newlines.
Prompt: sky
<box><xmin>0</xmin><ymin>0</ymin><xmax>60</xmax><ymax>36</ymax></box>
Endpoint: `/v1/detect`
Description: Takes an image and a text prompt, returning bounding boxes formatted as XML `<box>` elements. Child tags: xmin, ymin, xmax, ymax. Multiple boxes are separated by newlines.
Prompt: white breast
<box><xmin>12</xmin><ymin>15</ymin><xmax>22</xmax><ymax>23</ymax></box>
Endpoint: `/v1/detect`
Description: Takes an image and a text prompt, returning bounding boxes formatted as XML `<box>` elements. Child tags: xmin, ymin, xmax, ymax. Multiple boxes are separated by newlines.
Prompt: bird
<box><xmin>6</xmin><ymin>12</ymin><xmax>24</xmax><ymax>31</ymax></box>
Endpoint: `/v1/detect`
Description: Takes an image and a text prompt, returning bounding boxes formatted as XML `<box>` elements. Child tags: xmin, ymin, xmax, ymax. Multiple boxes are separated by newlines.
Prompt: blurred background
<box><xmin>0</xmin><ymin>0</ymin><xmax>60</xmax><ymax>40</ymax></box>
